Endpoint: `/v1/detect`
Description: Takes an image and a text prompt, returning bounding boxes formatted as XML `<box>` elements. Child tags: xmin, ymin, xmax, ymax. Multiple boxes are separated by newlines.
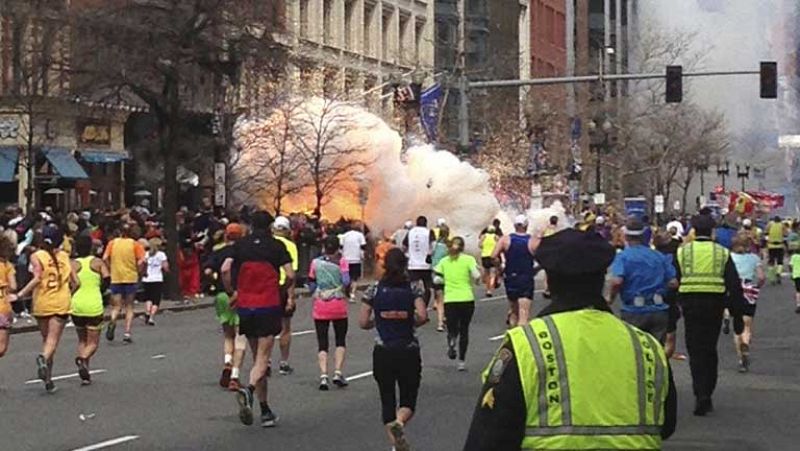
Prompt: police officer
<box><xmin>676</xmin><ymin>213</ymin><xmax>746</xmax><ymax>416</ymax></box>
<box><xmin>464</xmin><ymin>229</ymin><xmax>676</xmax><ymax>451</ymax></box>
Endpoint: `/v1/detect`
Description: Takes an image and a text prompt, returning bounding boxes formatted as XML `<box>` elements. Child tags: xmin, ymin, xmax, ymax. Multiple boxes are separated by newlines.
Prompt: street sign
<box><xmin>673</xmin><ymin>200</ymin><xmax>681</xmax><ymax>211</ymax></box>
<box><xmin>655</xmin><ymin>195</ymin><xmax>665</xmax><ymax>213</ymax></box>
<box><xmin>214</xmin><ymin>162</ymin><xmax>226</xmax><ymax>207</ymax></box>
<box><xmin>593</xmin><ymin>193</ymin><xmax>606</xmax><ymax>205</ymax></box>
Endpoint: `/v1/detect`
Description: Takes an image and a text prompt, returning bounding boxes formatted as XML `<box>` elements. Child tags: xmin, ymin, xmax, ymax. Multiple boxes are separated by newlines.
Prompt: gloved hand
<box><xmin>732</xmin><ymin>314</ymin><xmax>744</xmax><ymax>335</ymax></box>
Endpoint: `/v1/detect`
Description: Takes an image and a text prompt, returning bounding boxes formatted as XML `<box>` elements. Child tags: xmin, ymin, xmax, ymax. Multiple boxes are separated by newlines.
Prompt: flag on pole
<box><xmin>419</xmin><ymin>83</ymin><xmax>443</xmax><ymax>143</ymax></box>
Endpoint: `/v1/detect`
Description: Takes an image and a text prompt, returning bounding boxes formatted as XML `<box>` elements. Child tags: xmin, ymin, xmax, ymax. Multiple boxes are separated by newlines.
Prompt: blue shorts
<box><xmin>110</xmin><ymin>283</ymin><xmax>138</xmax><ymax>297</ymax></box>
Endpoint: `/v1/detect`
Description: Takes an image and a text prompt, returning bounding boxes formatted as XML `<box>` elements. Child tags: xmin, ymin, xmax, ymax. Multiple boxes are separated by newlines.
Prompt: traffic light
<box><xmin>760</xmin><ymin>61</ymin><xmax>777</xmax><ymax>99</ymax></box>
<box><xmin>665</xmin><ymin>65</ymin><xmax>682</xmax><ymax>103</ymax></box>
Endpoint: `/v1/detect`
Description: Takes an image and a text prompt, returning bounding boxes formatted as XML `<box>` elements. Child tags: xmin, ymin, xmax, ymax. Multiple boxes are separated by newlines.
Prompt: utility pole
<box><xmin>456</xmin><ymin>0</ymin><xmax>469</xmax><ymax>150</ymax></box>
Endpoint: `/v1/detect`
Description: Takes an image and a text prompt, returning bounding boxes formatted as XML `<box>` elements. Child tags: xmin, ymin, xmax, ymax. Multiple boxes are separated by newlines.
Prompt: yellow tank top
<box><xmin>32</xmin><ymin>250</ymin><xmax>72</xmax><ymax>316</ymax></box>
<box><xmin>72</xmin><ymin>256</ymin><xmax>104</xmax><ymax>317</ymax></box>
<box><xmin>481</xmin><ymin>233</ymin><xmax>497</xmax><ymax>258</ymax></box>
<box><xmin>0</xmin><ymin>261</ymin><xmax>15</xmax><ymax>316</ymax></box>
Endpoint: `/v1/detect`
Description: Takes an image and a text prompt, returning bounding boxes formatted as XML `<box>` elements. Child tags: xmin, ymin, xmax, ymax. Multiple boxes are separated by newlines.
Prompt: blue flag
<box><xmin>419</xmin><ymin>83</ymin><xmax>443</xmax><ymax>143</ymax></box>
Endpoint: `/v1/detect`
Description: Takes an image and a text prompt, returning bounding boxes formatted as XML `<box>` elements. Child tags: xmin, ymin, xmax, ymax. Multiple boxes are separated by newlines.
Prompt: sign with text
<box><xmin>78</xmin><ymin>120</ymin><xmax>111</xmax><ymax>146</ymax></box>
<box><xmin>654</xmin><ymin>195</ymin><xmax>665</xmax><ymax>213</ymax></box>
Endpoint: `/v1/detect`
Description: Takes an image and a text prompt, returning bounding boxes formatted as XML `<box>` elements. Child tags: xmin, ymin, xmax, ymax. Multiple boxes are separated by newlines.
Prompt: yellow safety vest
<box><xmin>489</xmin><ymin>310</ymin><xmax>668</xmax><ymax>450</ymax></box>
<box><xmin>767</xmin><ymin>222</ymin><xmax>785</xmax><ymax>249</ymax></box>
<box><xmin>676</xmin><ymin>240</ymin><xmax>728</xmax><ymax>294</ymax></box>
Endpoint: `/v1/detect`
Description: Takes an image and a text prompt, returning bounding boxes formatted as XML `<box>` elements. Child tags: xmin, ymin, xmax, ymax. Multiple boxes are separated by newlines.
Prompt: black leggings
<box><xmin>444</xmin><ymin>302</ymin><xmax>475</xmax><ymax>361</ymax></box>
<box><xmin>373</xmin><ymin>346</ymin><xmax>422</xmax><ymax>424</ymax></box>
<box><xmin>314</xmin><ymin>319</ymin><xmax>348</xmax><ymax>352</ymax></box>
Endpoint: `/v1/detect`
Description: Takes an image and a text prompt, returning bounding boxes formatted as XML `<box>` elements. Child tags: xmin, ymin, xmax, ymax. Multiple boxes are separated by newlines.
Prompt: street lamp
<box><xmin>736</xmin><ymin>164</ymin><xmax>750</xmax><ymax>191</ymax></box>
<box><xmin>588</xmin><ymin>117</ymin><xmax>615</xmax><ymax>194</ymax></box>
<box><xmin>716</xmin><ymin>160</ymin><xmax>730</xmax><ymax>191</ymax></box>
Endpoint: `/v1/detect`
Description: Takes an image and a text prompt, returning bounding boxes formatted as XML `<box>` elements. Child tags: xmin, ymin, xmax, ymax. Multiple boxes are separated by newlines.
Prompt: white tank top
<box><xmin>407</xmin><ymin>227</ymin><xmax>432</xmax><ymax>270</ymax></box>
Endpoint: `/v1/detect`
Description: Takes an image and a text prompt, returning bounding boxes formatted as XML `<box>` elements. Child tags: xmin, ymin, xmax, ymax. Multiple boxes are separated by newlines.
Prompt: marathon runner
<box><xmin>103</xmin><ymin>224</ymin><xmax>146</xmax><ymax>343</ymax></box>
<box><xmin>207</xmin><ymin>223</ymin><xmax>247</xmax><ymax>390</ymax></box>
<box><xmin>478</xmin><ymin>225</ymin><xmax>498</xmax><ymax>298</ymax></box>
<box><xmin>730</xmin><ymin>235</ymin><xmax>765</xmax><ymax>372</ymax></box>
<box><xmin>70</xmin><ymin>235</ymin><xmax>109</xmax><ymax>385</ymax></box>
<box><xmin>491</xmin><ymin>215</ymin><xmax>538</xmax><ymax>327</ymax></box>
<box><xmin>766</xmin><ymin>216</ymin><xmax>786</xmax><ymax>284</ymax></box>
<box><xmin>272</xmin><ymin>216</ymin><xmax>298</xmax><ymax>375</ymax></box>
<box><xmin>222</xmin><ymin>211</ymin><xmax>294</xmax><ymax>427</ymax></box>
<box><xmin>0</xmin><ymin>233</ymin><xmax>18</xmax><ymax>359</ymax></box>
<box><xmin>430</xmin><ymin>225</ymin><xmax>450</xmax><ymax>332</ymax></box>
<box><xmin>404</xmin><ymin>217</ymin><xmax>435</xmax><ymax>306</ymax></box>
<box><xmin>790</xmin><ymin>249</ymin><xmax>800</xmax><ymax>314</ymax></box>
<box><xmin>141</xmin><ymin>238</ymin><xmax>168</xmax><ymax>326</ymax></box>
<box><xmin>17</xmin><ymin>224</ymin><xmax>79</xmax><ymax>393</ymax></box>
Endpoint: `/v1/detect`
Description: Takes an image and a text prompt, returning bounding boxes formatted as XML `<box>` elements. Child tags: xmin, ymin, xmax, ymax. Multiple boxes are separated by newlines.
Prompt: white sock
<box><xmin>231</xmin><ymin>367</ymin><xmax>240</xmax><ymax>379</ymax></box>
<box><xmin>224</xmin><ymin>354</ymin><xmax>233</xmax><ymax>365</ymax></box>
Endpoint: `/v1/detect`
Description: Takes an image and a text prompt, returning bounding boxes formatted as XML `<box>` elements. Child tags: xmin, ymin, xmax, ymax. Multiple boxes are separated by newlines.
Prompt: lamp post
<box><xmin>736</xmin><ymin>164</ymin><xmax>750</xmax><ymax>192</ymax></box>
<box><xmin>696</xmin><ymin>159</ymin><xmax>709</xmax><ymax>210</ymax></box>
<box><xmin>588</xmin><ymin>118</ymin><xmax>614</xmax><ymax>194</ymax></box>
<box><xmin>716</xmin><ymin>160</ymin><xmax>730</xmax><ymax>191</ymax></box>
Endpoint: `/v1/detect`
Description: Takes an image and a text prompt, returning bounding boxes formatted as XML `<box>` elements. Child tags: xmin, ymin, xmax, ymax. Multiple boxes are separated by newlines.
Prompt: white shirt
<box><xmin>340</xmin><ymin>230</ymin><xmax>367</xmax><ymax>264</ymax></box>
<box><xmin>406</xmin><ymin>227</ymin><xmax>433</xmax><ymax>270</ymax></box>
<box><xmin>666</xmin><ymin>220</ymin><xmax>685</xmax><ymax>238</ymax></box>
<box><xmin>142</xmin><ymin>251</ymin><xmax>168</xmax><ymax>283</ymax></box>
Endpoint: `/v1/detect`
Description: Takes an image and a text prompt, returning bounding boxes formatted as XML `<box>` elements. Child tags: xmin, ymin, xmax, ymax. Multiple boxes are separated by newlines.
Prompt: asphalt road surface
<box><xmin>1</xmin><ymin>283</ymin><xmax>799</xmax><ymax>451</ymax></box>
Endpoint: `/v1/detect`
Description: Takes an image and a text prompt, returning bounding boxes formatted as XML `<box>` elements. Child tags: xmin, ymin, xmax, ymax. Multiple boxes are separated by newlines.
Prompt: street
<box><xmin>1</xmin><ymin>283</ymin><xmax>800</xmax><ymax>451</ymax></box>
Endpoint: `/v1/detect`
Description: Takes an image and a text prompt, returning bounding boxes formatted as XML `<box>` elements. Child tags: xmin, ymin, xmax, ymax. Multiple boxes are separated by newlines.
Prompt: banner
<box><xmin>419</xmin><ymin>83</ymin><xmax>443</xmax><ymax>143</ymax></box>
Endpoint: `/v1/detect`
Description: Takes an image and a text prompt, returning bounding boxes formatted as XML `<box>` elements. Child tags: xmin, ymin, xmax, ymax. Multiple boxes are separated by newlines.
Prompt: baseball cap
<box><xmin>742</xmin><ymin>218</ymin><xmax>752</xmax><ymax>227</ymax></box>
<box><xmin>273</xmin><ymin>216</ymin><xmax>291</xmax><ymax>231</ymax></box>
<box><xmin>437</xmin><ymin>218</ymin><xmax>447</xmax><ymax>227</ymax></box>
<box><xmin>536</xmin><ymin>229</ymin><xmax>615</xmax><ymax>276</ymax></box>
<box><xmin>596</xmin><ymin>216</ymin><xmax>606</xmax><ymax>225</ymax></box>
<box><xmin>42</xmin><ymin>224</ymin><xmax>64</xmax><ymax>248</ymax></box>
<box><xmin>404</xmin><ymin>221</ymin><xmax>413</xmax><ymax>229</ymax></box>
<box><xmin>514</xmin><ymin>214</ymin><xmax>528</xmax><ymax>226</ymax></box>
<box><xmin>623</xmin><ymin>216</ymin><xmax>645</xmax><ymax>236</ymax></box>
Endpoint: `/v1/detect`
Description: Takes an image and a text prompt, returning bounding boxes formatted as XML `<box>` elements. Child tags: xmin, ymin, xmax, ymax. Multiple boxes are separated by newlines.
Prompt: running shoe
<box><xmin>75</xmin><ymin>357</ymin><xmax>91</xmax><ymax>385</ymax></box>
<box><xmin>738</xmin><ymin>360</ymin><xmax>748</xmax><ymax>373</ymax></box>
<box><xmin>220</xmin><ymin>364</ymin><xmax>232</xmax><ymax>388</ymax></box>
<box><xmin>457</xmin><ymin>361</ymin><xmax>467</xmax><ymax>372</ymax></box>
<box><xmin>332</xmin><ymin>372</ymin><xmax>349</xmax><ymax>388</ymax></box>
<box><xmin>123</xmin><ymin>334</ymin><xmax>133</xmax><ymax>344</ymax></box>
<box><xmin>143</xmin><ymin>314</ymin><xmax>150</xmax><ymax>324</ymax></box>
<box><xmin>147</xmin><ymin>317</ymin><xmax>156</xmax><ymax>326</ymax></box>
<box><xmin>106</xmin><ymin>322</ymin><xmax>116</xmax><ymax>341</ymax></box>
<box><xmin>722</xmin><ymin>317</ymin><xmax>730</xmax><ymax>335</ymax></box>
<box><xmin>44</xmin><ymin>381</ymin><xmax>57</xmax><ymax>394</ymax></box>
<box><xmin>389</xmin><ymin>421</ymin><xmax>410</xmax><ymax>451</ymax></box>
<box><xmin>446</xmin><ymin>338</ymin><xmax>457</xmax><ymax>360</ymax></box>
<box><xmin>436</xmin><ymin>325</ymin><xmax>445</xmax><ymax>333</ymax></box>
<box><xmin>485</xmin><ymin>291</ymin><xmax>493</xmax><ymax>298</ymax></box>
<box><xmin>260</xmin><ymin>407</ymin><xmax>278</xmax><ymax>428</ymax></box>
<box><xmin>279</xmin><ymin>362</ymin><xmax>294</xmax><ymax>376</ymax></box>
<box><xmin>319</xmin><ymin>375</ymin><xmax>330</xmax><ymax>391</ymax></box>
<box><xmin>36</xmin><ymin>354</ymin><xmax>47</xmax><ymax>381</ymax></box>
<box><xmin>542</xmin><ymin>291</ymin><xmax>551</xmax><ymax>299</ymax></box>
<box><xmin>228</xmin><ymin>378</ymin><xmax>242</xmax><ymax>392</ymax></box>
<box><xmin>236</xmin><ymin>386</ymin><xmax>255</xmax><ymax>426</ymax></box>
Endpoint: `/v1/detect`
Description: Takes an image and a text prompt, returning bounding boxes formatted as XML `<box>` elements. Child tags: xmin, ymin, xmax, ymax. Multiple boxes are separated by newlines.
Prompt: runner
<box><xmin>207</xmin><ymin>223</ymin><xmax>247</xmax><ymax>390</ymax></box>
<box><xmin>340</xmin><ymin>221</ymin><xmax>366</xmax><ymax>303</ymax></box>
<box><xmin>404</xmin><ymin>216</ymin><xmax>435</xmax><ymax>306</ymax></box>
<box><xmin>359</xmin><ymin>248</ymin><xmax>428</xmax><ymax>451</ymax></box>
<box><xmin>766</xmin><ymin>216</ymin><xmax>786</xmax><ymax>285</ymax></box>
<box><xmin>730</xmin><ymin>235</ymin><xmax>765</xmax><ymax>372</ymax></box>
<box><xmin>70</xmin><ymin>235</ymin><xmax>109</xmax><ymax>385</ymax></box>
<box><xmin>433</xmin><ymin>236</ymin><xmax>480</xmax><ymax>371</ymax></box>
<box><xmin>790</xmin><ymin>248</ymin><xmax>800</xmax><ymax>314</ymax></box>
<box><xmin>308</xmin><ymin>236</ymin><xmax>351</xmax><ymax>390</ymax></box>
<box><xmin>273</xmin><ymin>216</ymin><xmax>298</xmax><ymax>375</ymax></box>
<box><xmin>142</xmin><ymin>237</ymin><xmax>168</xmax><ymax>326</ymax></box>
<box><xmin>430</xmin><ymin>225</ymin><xmax>450</xmax><ymax>332</ymax></box>
<box><xmin>491</xmin><ymin>215</ymin><xmax>538</xmax><ymax>327</ymax></box>
<box><xmin>103</xmin><ymin>224</ymin><xmax>146</xmax><ymax>343</ymax></box>
<box><xmin>17</xmin><ymin>224</ymin><xmax>79</xmax><ymax>393</ymax></box>
<box><xmin>478</xmin><ymin>225</ymin><xmax>498</xmax><ymax>297</ymax></box>
<box><xmin>222</xmin><ymin>211</ymin><xmax>294</xmax><ymax>427</ymax></box>
<box><xmin>0</xmin><ymin>233</ymin><xmax>18</xmax><ymax>358</ymax></box>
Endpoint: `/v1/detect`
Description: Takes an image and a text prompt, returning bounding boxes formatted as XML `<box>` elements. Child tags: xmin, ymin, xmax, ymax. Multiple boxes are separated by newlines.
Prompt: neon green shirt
<box><xmin>434</xmin><ymin>254</ymin><xmax>478</xmax><ymax>303</ymax></box>
<box><xmin>275</xmin><ymin>236</ymin><xmax>298</xmax><ymax>285</ymax></box>
<box><xmin>791</xmin><ymin>254</ymin><xmax>800</xmax><ymax>279</ymax></box>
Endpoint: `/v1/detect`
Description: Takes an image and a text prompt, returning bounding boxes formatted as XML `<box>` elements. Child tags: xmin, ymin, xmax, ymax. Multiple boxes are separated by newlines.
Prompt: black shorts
<box><xmin>143</xmin><ymin>282</ymin><xmax>163</xmax><ymax>306</ymax></box>
<box><xmin>348</xmin><ymin>263</ymin><xmax>363</xmax><ymax>282</ymax></box>
<box><xmin>238</xmin><ymin>313</ymin><xmax>283</xmax><ymax>339</ymax></box>
<box><xmin>506</xmin><ymin>285</ymin><xmax>534</xmax><ymax>303</ymax></box>
<box><xmin>72</xmin><ymin>315</ymin><xmax>104</xmax><ymax>330</ymax></box>
<box><xmin>768</xmin><ymin>248</ymin><xmax>785</xmax><ymax>265</ymax></box>
<box><xmin>794</xmin><ymin>278</ymin><xmax>800</xmax><ymax>292</ymax></box>
<box><xmin>481</xmin><ymin>257</ymin><xmax>495</xmax><ymax>270</ymax></box>
<box><xmin>279</xmin><ymin>286</ymin><xmax>293</xmax><ymax>318</ymax></box>
<box><xmin>742</xmin><ymin>303</ymin><xmax>757</xmax><ymax>317</ymax></box>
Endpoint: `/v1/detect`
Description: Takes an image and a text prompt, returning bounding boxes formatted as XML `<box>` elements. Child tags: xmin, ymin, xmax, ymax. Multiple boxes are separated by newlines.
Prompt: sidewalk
<box><xmin>9</xmin><ymin>283</ymin><xmax>374</xmax><ymax>335</ymax></box>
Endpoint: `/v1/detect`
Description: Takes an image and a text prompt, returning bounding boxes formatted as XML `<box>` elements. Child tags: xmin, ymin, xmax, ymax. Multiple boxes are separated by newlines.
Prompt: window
<box><xmin>323</xmin><ymin>0</ymin><xmax>333</xmax><ymax>45</ymax></box>
<box><xmin>345</xmin><ymin>0</ymin><xmax>356</xmax><ymax>51</ymax></box>
<box><xmin>415</xmin><ymin>20</ymin><xmax>425</xmax><ymax>64</ymax></box>
<box><xmin>364</xmin><ymin>2</ymin><xmax>375</xmax><ymax>57</ymax></box>
<box><xmin>381</xmin><ymin>8</ymin><xmax>393</xmax><ymax>62</ymax></box>
<box><xmin>399</xmin><ymin>13</ymin><xmax>410</xmax><ymax>64</ymax></box>
<box><xmin>299</xmin><ymin>0</ymin><xmax>309</xmax><ymax>38</ymax></box>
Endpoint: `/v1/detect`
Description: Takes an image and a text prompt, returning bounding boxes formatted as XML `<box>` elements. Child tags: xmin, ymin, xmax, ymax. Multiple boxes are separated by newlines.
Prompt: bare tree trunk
<box><xmin>161</xmin><ymin>77</ymin><xmax>180</xmax><ymax>300</ymax></box>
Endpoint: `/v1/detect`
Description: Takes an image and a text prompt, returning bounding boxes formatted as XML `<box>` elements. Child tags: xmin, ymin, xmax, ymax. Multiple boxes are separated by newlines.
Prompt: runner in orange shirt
<box><xmin>103</xmin><ymin>224</ymin><xmax>145</xmax><ymax>344</ymax></box>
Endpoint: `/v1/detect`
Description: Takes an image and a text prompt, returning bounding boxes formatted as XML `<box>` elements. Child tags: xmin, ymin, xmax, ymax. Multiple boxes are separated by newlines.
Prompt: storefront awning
<box><xmin>0</xmin><ymin>146</ymin><xmax>18</xmax><ymax>183</ymax></box>
<box><xmin>79</xmin><ymin>149</ymin><xmax>130</xmax><ymax>164</ymax></box>
<box><xmin>43</xmin><ymin>147</ymin><xmax>89</xmax><ymax>179</ymax></box>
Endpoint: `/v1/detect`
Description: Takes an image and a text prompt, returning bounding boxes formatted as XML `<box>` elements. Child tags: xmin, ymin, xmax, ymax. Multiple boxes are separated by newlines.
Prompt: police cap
<box><xmin>535</xmin><ymin>228</ymin><xmax>615</xmax><ymax>276</ymax></box>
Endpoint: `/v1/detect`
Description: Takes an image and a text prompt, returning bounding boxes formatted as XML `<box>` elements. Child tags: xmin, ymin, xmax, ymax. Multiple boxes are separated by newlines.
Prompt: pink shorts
<box><xmin>0</xmin><ymin>313</ymin><xmax>12</xmax><ymax>330</ymax></box>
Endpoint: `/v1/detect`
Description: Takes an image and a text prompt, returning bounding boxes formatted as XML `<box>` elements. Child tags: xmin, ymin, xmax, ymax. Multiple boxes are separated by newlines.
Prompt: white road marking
<box><xmin>291</xmin><ymin>329</ymin><xmax>315</xmax><ymax>337</ymax></box>
<box><xmin>151</xmin><ymin>354</ymin><xmax>166</xmax><ymax>360</ymax></box>
<box><xmin>489</xmin><ymin>334</ymin><xmax>506</xmax><ymax>341</ymax></box>
<box><xmin>25</xmin><ymin>369</ymin><xmax>107</xmax><ymax>385</ymax></box>
<box><xmin>70</xmin><ymin>435</ymin><xmax>140</xmax><ymax>451</ymax></box>
<box><xmin>348</xmin><ymin>371</ymin><xmax>374</xmax><ymax>381</ymax></box>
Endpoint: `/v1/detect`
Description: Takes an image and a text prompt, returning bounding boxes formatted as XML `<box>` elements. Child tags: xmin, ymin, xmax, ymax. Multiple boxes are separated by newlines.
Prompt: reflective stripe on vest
<box><xmin>677</xmin><ymin>241</ymin><xmax>727</xmax><ymax>294</ymax></box>
<box><xmin>506</xmin><ymin>310</ymin><xmax>666</xmax><ymax>450</ymax></box>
